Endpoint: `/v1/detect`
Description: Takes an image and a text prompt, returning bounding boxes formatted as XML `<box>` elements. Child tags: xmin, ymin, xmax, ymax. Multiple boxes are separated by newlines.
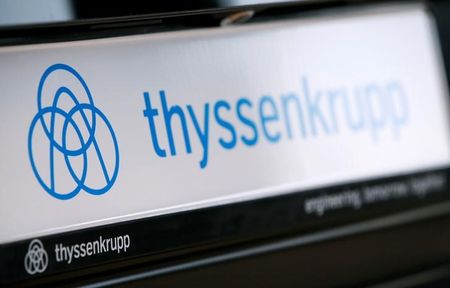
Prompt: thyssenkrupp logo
<box><xmin>28</xmin><ymin>64</ymin><xmax>119</xmax><ymax>200</ymax></box>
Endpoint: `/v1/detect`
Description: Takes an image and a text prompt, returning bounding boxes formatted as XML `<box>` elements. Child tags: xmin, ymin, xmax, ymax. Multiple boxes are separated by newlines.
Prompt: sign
<box><xmin>0</xmin><ymin>4</ymin><xmax>449</xmax><ymax>245</ymax></box>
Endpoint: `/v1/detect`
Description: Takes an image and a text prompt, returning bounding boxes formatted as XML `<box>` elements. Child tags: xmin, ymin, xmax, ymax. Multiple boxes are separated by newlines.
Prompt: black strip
<box><xmin>0</xmin><ymin>0</ymin><xmax>387</xmax><ymax>47</ymax></box>
<box><xmin>1</xmin><ymin>168</ymin><xmax>450</xmax><ymax>285</ymax></box>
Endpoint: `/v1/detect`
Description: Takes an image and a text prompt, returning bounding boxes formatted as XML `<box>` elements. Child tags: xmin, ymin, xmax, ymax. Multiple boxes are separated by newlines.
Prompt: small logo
<box><xmin>24</xmin><ymin>239</ymin><xmax>48</xmax><ymax>275</ymax></box>
<box><xmin>28</xmin><ymin>64</ymin><xmax>119</xmax><ymax>200</ymax></box>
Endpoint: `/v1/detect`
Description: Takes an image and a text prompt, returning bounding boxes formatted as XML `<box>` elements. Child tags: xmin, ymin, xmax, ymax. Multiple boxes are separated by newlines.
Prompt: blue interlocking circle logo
<box><xmin>28</xmin><ymin>64</ymin><xmax>119</xmax><ymax>200</ymax></box>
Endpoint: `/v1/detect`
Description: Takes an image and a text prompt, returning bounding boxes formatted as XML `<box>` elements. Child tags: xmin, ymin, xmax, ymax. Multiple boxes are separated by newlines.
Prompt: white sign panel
<box><xmin>0</xmin><ymin>5</ymin><xmax>449</xmax><ymax>243</ymax></box>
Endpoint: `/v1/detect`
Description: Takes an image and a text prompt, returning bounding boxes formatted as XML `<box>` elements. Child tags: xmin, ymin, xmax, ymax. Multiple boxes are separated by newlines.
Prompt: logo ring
<box><xmin>28</xmin><ymin>64</ymin><xmax>119</xmax><ymax>200</ymax></box>
<box><xmin>24</xmin><ymin>239</ymin><xmax>48</xmax><ymax>275</ymax></box>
